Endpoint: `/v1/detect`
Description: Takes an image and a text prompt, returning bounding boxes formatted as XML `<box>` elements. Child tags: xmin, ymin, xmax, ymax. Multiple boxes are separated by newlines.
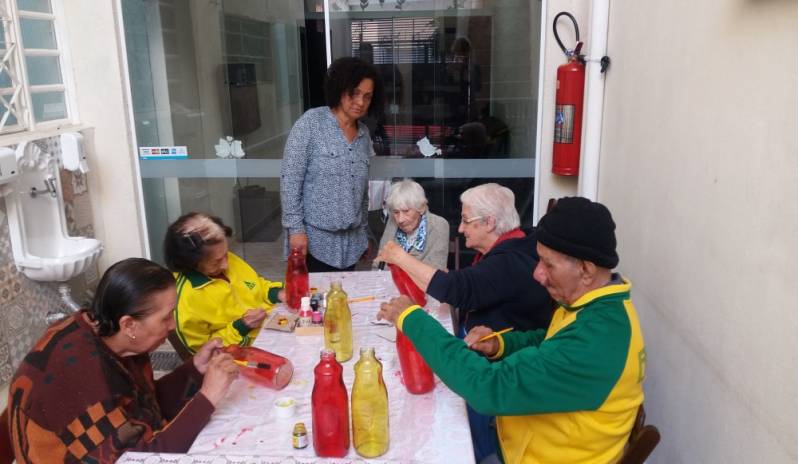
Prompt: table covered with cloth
<box><xmin>119</xmin><ymin>270</ymin><xmax>475</xmax><ymax>464</ymax></box>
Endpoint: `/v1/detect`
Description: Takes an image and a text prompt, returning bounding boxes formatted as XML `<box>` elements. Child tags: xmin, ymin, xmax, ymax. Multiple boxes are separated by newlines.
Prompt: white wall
<box><xmin>597</xmin><ymin>1</ymin><xmax>798</xmax><ymax>462</ymax></box>
<box><xmin>61</xmin><ymin>0</ymin><xmax>148</xmax><ymax>270</ymax></box>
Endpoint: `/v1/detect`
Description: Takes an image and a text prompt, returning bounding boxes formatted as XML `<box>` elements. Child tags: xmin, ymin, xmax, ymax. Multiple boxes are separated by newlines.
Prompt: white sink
<box><xmin>15</xmin><ymin>237</ymin><xmax>102</xmax><ymax>282</ymax></box>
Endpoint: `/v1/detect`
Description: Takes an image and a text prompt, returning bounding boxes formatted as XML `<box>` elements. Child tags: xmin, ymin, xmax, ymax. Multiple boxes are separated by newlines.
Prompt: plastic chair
<box><xmin>167</xmin><ymin>330</ymin><xmax>194</xmax><ymax>362</ymax></box>
<box><xmin>619</xmin><ymin>404</ymin><xmax>661</xmax><ymax>464</ymax></box>
<box><xmin>0</xmin><ymin>408</ymin><xmax>14</xmax><ymax>464</ymax></box>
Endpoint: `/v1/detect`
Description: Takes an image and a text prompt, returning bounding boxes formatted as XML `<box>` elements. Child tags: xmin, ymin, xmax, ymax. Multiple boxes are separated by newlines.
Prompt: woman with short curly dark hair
<box><xmin>281</xmin><ymin>56</ymin><xmax>384</xmax><ymax>271</ymax></box>
<box><xmin>7</xmin><ymin>258</ymin><xmax>239</xmax><ymax>462</ymax></box>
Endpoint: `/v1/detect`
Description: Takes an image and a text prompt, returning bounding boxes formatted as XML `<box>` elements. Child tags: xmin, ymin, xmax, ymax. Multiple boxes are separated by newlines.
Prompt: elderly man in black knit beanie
<box><xmin>378</xmin><ymin>196</ymin><xmax>647</xmax><ymax>463</ymax></box>
<box><xmin>533</xmin><ymin>196</ymin><xmax>620</xmax><ymax>304</ymax></box>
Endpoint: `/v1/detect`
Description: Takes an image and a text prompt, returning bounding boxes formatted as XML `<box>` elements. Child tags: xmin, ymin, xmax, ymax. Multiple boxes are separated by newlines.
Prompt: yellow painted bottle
<box><xmin>351</xmin><ymin>347</ymin><xmax>389</xmax><ymax>457</ymax></box>
<box><xmin>324</xmin><ymin>281</ymin><xmax>353</xmax><ymax>362</ymax></box>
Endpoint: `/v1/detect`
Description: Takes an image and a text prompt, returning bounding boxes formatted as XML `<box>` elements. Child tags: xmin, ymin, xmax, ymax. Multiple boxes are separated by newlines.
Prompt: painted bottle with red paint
<box><xmin>387</xmin><ymin>264</ymin><xmax>434</xmax><ymax>393</ymax></box>
<box><xmin>388</xmin><ymin>263</ymin><xmax>426</xmax><ymax>307</ymax></box>
<box><xmin>285</xmin><ymin>247</ymin><xmax>309</xmax><ymax>310</ymax></box>
<box><xmin>395</xmin><ymin>329</ymin><xmax>435</xmax><ymax>394</ymax></box>
<box><xmin>311</xmin><ymin>348</ymin><xmax>350</xmax><ymax>457</ymax></box>
<box><xmin>223</xmin><ymin>345</ymin><xmax>294</xmax><ymax>390</ymax></box>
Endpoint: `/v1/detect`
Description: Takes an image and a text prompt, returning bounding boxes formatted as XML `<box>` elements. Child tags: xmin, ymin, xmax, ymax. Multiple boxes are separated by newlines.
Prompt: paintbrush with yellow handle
<box><xmin>475</xmin><ymin>327</ymin><xmax>514</xmax><ymax>343</ymax></box>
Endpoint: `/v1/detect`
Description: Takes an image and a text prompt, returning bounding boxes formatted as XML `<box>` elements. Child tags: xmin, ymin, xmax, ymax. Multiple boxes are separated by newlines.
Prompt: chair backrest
<box><xmin>0</xmin><ymin>408</ymin><xmax>14</xmax><ymax>464</ymax></box>
<box><xmin>167</xmin><ymin>330</ymin><xmax>194</xmax><ymax>362</ymax></box>
<box><xmin>619</xmin><ymin>405</ymin><xmax>661</xmax><ymax>464</ymax></box>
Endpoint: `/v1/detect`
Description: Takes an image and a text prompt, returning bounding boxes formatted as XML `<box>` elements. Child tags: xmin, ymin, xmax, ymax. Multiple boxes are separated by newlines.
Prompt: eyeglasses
<box><xmin>460</xmin><ymin>215</ymin><xmax>484</xmax><ymax>225</ymax></box>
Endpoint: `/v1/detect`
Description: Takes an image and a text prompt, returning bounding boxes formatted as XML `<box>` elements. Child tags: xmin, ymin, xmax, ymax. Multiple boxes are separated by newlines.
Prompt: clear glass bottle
<box><xmin>285</xmin><ymin>247</ymin><xmax>309</xmax><ymax>310</ymax></box>
<box><xmin>324</xmin><ymin>281</ymin><xmax>353</xmax><ymax>362</ymax></box>
<box><xmin>351</xmin><ymin>347</ymin><xmax>389</xmax><ymax>457</ymax></box>
<box><xmin>311</xmin><ymin>348</ymin><xmax>350</xmax><ymax>457</ymax></box>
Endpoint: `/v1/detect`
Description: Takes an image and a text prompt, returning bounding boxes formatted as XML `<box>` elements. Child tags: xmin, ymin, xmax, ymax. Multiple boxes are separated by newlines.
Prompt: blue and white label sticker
<box><xmin>138</xmin><ymin>146</ymin><xmax>188</xmax><ymax>160</ymax></box>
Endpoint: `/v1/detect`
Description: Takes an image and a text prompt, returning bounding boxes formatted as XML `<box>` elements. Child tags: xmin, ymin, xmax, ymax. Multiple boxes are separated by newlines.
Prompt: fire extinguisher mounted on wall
<box><xmin>552</xmin><ymin>12</ymin><xmax>586</xmax><ymax>176</ymax></box>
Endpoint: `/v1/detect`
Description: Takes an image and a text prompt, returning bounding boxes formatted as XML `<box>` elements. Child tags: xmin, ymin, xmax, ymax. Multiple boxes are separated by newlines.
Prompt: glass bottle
<box><xmin>396</xmin><ymin>329</ymin><xmax>435</xmax><ymax>394</ymax></box>
<box><xmin>388</xmin><ymin>263</ymin><xmax>427</xmax><ymax>306</ymax></box>
<box><xmin>285</xmin><ymin>247</ymin><xmax>309</xmax><ymax>311</ymax></box>
<box><xmin>324</xmin><ymin>281</ymin><xmax>353</xmax><ymax>362</ymax></box>
<box><xmin>351</xmin><ymin>347</ymin><xmax>389</xmax><ymax>458</ymax></box>
<box><xmin>311</xmin><ymin>348</ymin><xmax>350</xmax><ymax>457</ymax></box>
<box><xmin>222</xmin><ymin>345</ymin><xmax>294</xmax><ymax>390</ymax></box>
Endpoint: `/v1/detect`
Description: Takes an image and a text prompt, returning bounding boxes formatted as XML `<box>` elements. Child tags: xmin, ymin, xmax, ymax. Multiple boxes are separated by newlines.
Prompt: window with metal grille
<box><xmin>351</xmin><ymin>16</ymin><xmax>441</xmax><ymax>64</ymax></box>
<box><xmin>0</xmin><ymin>0</ymin><xmax>71</xmax><ymax>134</ymax></box>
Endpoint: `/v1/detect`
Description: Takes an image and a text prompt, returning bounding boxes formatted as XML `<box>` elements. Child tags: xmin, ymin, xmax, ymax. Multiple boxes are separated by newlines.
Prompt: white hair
<box><xmin>385</xmin><ymin>179</ymin><xmax>428</xmax><ymax>213</ymax></box>
<box><xmin>460</xmin><ymin>183</ymin><xmax>520</xmax><ymax>235</ymax></box>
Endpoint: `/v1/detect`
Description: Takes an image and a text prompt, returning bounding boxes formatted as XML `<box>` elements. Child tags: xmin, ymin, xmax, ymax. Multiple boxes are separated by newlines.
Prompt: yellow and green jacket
<box><xmin>396</xmin><ymin>276</ymin><xmax>645</xmax><ymax>464</ymax></box>
<box><xmin>174</xmin><ymin>252</ymin><xmax>283</xmax><ymax>353</ymax></box>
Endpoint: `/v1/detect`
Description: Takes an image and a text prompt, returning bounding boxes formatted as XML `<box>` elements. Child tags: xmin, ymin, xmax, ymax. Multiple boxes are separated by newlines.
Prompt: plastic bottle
<box><xmin>285</xmin><ymin>247</ymin><xmax>309</xmax><ymax>311</ymax></box>
<box><xmin>298</xmin><ymin>296</ymin><xmax>313</xmax><ymax>327</ymax></box>
<box><xmin>388</xmin><ymin>263</ymin><xmax>427</xmax><ymax>306</ymax></box>
<box><xmin>396</xmin><ymin>329</ymin><xmax>435</xmax><ymax>394</ymax></box>
<box><xmin>222</xmin><ymin>345</ymin><xmax>294</xmax><ymax>390</ymax></box>
<box><xmin>311</xmin><ymin>348</ymin><xmax>350</xmax><ymax>457</ymax></box>
<box><xmin>324</xmin><ymin>281</ymin><xmax>353</xmax><ymax>362</ymax></box>
<box><xmin>351</xmin><ymin>347</ymin><xmax>389</xmax><ymax>457</ymax></box>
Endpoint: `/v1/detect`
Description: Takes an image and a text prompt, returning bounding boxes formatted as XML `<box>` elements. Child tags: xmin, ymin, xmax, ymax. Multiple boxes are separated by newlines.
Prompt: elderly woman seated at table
<box><xmin>374</xmin><ymin>179</ymin><xmax>450</xmax><ymax>270</ymax></box>
<box><xmin>376</xmin><ymin>182</ymin><xmax>554</xmax><ymax>462</ymax></box>
<box><xmin>164</xmin><ymin>212</ymin><xmax>285</xmax><ymax>354</ymax></box>
<box><xmin>7</xmin><ymin>258</ymin><xmax>239</xmax><ymax>462</ymax></box>
<box><xmin>377</xmin><ymin>182</ymin><xmax>552</xmax><ymax>334</ymax></box>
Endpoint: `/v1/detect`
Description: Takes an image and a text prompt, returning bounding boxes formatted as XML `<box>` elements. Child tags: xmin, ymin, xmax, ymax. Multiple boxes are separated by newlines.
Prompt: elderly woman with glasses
<box><xmin>376</xmin><ymin>182</ymin><xmax>554</xmax><ymax>462</ymax></box>
<box><xmin>373</xmin><ymin>179</ymin><xmax>450</xmax><ymax>270</ymax></box>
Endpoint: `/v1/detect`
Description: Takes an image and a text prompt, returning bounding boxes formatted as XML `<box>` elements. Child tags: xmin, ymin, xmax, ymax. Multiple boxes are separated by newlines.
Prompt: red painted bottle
<box><xmin>285</xmin><ymin>247</ymin><xmax>309</xmax><ymax>311</ymax></box>
<box><xmin>222</xmin><ymin>345</ymin><xmax>294</xmax><ymax>390</ymax></box>
<box><xmin>388</xmin><ymin>263</ymin><xmax>426</xmax><ymax>307</ymax></box>
<box><xmin>311</xmin><ymin>348</ymin><xmax>350</xmax><ymax>457</ymax></box>
<box><xmin>395</xmin><ymin>329</ymin><xmax>435</xmax><ymax>394</ymax></box>
<box><xmin>388</xmin><ymin>264</ymin><xmax>434</xmax><ymax>394</ymax></box>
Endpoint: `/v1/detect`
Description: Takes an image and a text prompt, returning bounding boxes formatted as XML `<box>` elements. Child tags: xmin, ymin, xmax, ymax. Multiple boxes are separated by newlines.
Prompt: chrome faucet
<box><xmin>30</xmin><ymin>175</ymin><xmax>57</xmax><ymax>198</ymax></box>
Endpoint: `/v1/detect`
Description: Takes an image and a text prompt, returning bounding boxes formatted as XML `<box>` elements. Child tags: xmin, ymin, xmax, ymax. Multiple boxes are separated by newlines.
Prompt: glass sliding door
<box><xmin>122</xmin><ymin>0</ymin><xmax>541</xmax><ymax>274</ymax></box>
<box><xmin>327</xmin><ymin>0</ymin><xmax>541</xmax><ymax>264</ymax></box>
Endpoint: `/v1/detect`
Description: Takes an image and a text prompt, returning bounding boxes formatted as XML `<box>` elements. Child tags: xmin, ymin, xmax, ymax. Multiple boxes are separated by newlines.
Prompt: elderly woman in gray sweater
<box><xmin>374</xmin><ymin>179</ymin><xmax>450</xmax><ymax>270</ymax></box>
<box><xmin>281</xmin><ymin>57</ymin><xmax>384</xmax><ymax>272</ymax></box>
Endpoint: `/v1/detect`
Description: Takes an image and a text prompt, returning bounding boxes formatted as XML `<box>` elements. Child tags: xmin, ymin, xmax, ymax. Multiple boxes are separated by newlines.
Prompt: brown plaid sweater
<box><xmin>7</xmin><ymin>313</ymin><xmax>214</xmax><ymax>463</ymax></box>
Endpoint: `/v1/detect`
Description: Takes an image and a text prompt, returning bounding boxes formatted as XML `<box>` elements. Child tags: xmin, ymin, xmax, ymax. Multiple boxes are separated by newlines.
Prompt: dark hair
<box><xmin>324</xmin><ymin>56</ymin><xmax>384</xmax><ymax>118</ymax></box>
<box><xmin>88</xmin><ymin>258</ymin><xmax>175</xmax><ymax>337</ymax></box>
<box><xmin>163</xmin><ymin>212</ymin><xmax>232</xmax><ymax>274</ymax></box>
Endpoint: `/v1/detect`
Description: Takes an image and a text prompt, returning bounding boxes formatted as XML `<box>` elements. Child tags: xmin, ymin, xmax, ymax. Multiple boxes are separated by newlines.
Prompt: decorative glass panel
<box><xmin>25</xmin><ymin>55</ymin><xmax>61</xmax><ymax>85</ymax></box>
<box><xmin>20</xmin><ymin>18</ymin><xmax>57</xmax><ymax>49</ymax></box>
<box><xmin>17</xmin><ymin>0</ymin><xmax>52</xmax><ymax>14</ymax></box>
<box><xmin>31</xmin><ymin>90</ymin><xmax>65</xmax><ymax>121</ymax></box>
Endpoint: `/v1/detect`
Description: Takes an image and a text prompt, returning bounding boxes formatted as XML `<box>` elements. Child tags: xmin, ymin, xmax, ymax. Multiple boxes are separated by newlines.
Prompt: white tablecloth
<box><xmin>120</xmin><ymin>271</ymin><xmax>474</xmax><ymax>464</ymax></box>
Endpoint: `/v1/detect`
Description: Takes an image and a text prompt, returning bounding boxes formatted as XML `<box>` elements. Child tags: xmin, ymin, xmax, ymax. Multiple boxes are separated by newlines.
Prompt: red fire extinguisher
<box><xmin>552</xmin><ymin>12</ymin><xmax>585</xmax><ymax>176</ymax></box>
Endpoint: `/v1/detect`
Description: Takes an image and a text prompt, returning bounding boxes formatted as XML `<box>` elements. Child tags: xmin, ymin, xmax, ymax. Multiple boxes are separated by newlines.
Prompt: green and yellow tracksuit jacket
<box><xmin>396</xmin><ymin>277</ymin><xmax>645</xmax><ymax>464</ymax></box>
<box><xmin>174</xmin><ymin>252</ymin><xmax>283</xmax><ymax>353</ymax></box>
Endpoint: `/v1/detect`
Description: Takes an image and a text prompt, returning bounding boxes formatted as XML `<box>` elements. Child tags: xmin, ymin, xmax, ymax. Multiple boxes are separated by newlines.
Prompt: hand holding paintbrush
<box><xmin>464</xmin><ymin>326</ymin><xmax>513</xmax><ymax>357</ymax></box>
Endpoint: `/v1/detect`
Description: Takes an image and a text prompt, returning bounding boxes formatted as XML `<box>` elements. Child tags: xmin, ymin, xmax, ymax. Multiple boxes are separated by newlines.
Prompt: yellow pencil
<box><xmin>349</xmin><ymin>295</ymin><xmax>376</xmax><ymax>303</ymax></box>
<box><xmin>476</xmin><ymin>327</ymin><xmax>514</xmax><ymax>343</ymax></box>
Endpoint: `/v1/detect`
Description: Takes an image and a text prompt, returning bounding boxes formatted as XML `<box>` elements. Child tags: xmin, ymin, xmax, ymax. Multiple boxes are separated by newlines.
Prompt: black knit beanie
<box><xmin>536</xmin><ymin>197</ymin><xmax>619</xmax><ymax>268</ymax></box>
